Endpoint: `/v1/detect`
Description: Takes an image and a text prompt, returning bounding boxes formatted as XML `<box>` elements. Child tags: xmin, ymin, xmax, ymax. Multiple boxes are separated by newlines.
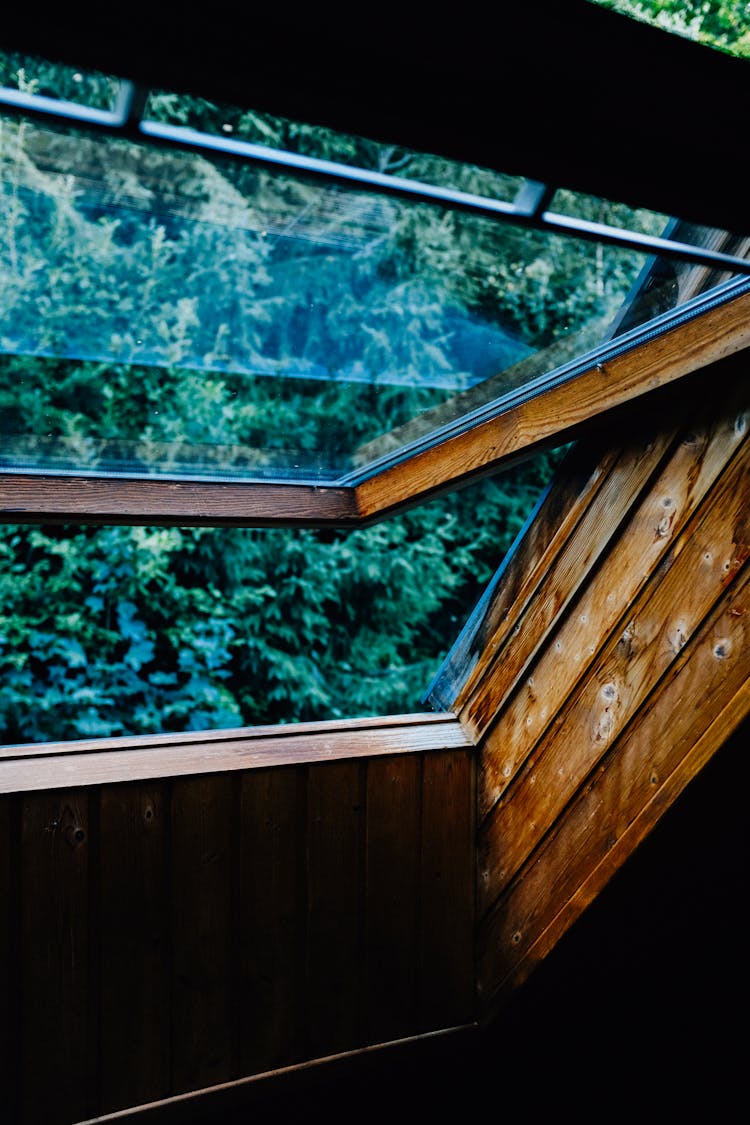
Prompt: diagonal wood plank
<box><xmin>479</xmin><ymin>433</ymin><xmax>750</xmax><ymax>916</ymax></box>
<box><xmin>478</xmin><ymin>385</ymin><xmax>749</xmax><ymax>819</ymax></box>
<box><xmin>478</xmin><ymin>562</ymin><xmax>750</xmax><ymax>1008</ymax></box>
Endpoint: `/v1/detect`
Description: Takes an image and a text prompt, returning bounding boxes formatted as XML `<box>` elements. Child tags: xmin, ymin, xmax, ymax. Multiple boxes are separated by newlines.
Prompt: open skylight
<box><xmin>0</xmin><ymin>47</ymin><xmax>748</xmax><ymax>494</ymax></box>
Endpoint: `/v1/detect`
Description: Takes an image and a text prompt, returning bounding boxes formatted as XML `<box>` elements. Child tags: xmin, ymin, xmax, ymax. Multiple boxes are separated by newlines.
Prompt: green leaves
<box><xmin>0</xmin><ymin>450</ymin><xmax>559</xmax><ymax>743</ymax></box>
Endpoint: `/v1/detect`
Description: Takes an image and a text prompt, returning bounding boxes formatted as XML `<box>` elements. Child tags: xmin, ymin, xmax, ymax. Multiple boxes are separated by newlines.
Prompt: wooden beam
<box><xmin>0</xmin><ymin>713</ymin><xmax>472</xmax><ymax>794</ymax></box>
<box><xmin>0</xmin><ymin>475</ymin><xmax>359</xmax><ymax>527</ymax></box>
<box><xmin>355</xmin><ymin>286</ymin><xmax>750</xmax><ymax>520</ymax></box>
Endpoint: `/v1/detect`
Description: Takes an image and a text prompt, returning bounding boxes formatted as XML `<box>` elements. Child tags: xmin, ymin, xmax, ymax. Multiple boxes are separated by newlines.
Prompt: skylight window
<box><xmin>2</xmin><ymin>54</ymin><xmax>748</xmax><ymax>492</ymax></box>
<box><xmin>0</xmin><ymin>45</ymin><xmax>748</xmax><ymax>511</ymax></box>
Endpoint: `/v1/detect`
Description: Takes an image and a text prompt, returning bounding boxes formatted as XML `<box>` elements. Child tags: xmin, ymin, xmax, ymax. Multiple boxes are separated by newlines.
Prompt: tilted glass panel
<box><xmin>0</xmin><ymin>111</ymin><xmax>744</xmax><ymax>483</ymax></box>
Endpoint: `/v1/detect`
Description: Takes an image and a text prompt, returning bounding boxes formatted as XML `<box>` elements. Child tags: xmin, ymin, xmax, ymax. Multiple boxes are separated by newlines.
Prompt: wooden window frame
<box><xmin>3</xmin><ymin>280</ymin><xmax>750</xmax><ymax>528</ymax></box>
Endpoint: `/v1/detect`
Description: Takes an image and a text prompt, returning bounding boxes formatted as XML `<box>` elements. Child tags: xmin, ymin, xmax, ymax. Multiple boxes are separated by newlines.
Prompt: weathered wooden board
<box><xmin>364</xmin><ymin>754</ymin><xmax>421</xmax><ymax>1043</ymax></box>
<box><xmin>170</xmin><ymin>775</ymin><xmax>235</xmax><ymax>1093</ymax></box>
<box><xmin>477</xmin><ymin>389</ymin><xmax>749</xmax><ymax>820</ymax></box>
<box><xmin>478</xmin><ymin>563</ymin><xmax>750</xmax><ymax>1006</ymax></box>
<box><xmin>305</xmin><ymin>760</ymin><xmax>365</xmax><ymax>1057</ymax></box>
<box><xmin>98</xmin><ymin>783</ymin><xmax>170</xmax><ymax>1113</ymax></box>
<box><xmin>0</xmin><ymin>713</ymin><xmax>471</xmax><ymax>794</ymax></box>
<box><xmin>479</xmin><ymin>434</ymin><xmax>750</xmax><ymax>915</ymax></box>
<box><xmin>459</xmin><ymin>427</ymin><xmax>677</xmax><ymax>738</ymax></box>
<box><xmin>419</xmin><ymin>749</ymin><xmax>475</xmax><ymax>1030</ymax></box>
<box><xmin>21</xmin><ymin>789</ymin><xmax>91</xmax><ymax>1125</ymax></box>
<box><xmin>238</xmin><ymin>765</ymin><xmax>306</xmax><ymax>1075</ymax></box>
<box><xmin>0</xmin><ymin>475</ymin><xmax>359</xmax><ymax>528</ymax></box>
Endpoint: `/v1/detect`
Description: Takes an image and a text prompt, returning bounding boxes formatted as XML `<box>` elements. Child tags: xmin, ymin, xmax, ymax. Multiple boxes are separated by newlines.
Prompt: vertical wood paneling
<box><xmin>364</xmin><ymin>755</ymin><xmax>421</xmax><ymax>1043</ymax></box>
<box><xmin>306</xmin><ymin>760</ymin><xmax>364</xmax><ymax>1057</ymax></box>
<box><xmin>21</xmin><ymin>789</ymin><xmax>91</xmax><ymax>1125</ymax></box>
<box><xmin>0</xmin><ymin>796</ymin><xmax>15</xmax><ymax>1120</ymax></box>
<box><xmin>419</xmin><ymin>749</ymin><xmax>474</xmax><ymax>1029</ymax></box>
<box><xmin>98</xmin><ymin>782</ymin><xmax>169</xmax><ymax>1113</ymax></box>
<box><xmin>171</xmin><ymin>774</ymin><xmax>234</xmax><ymax>1094</ymax></box>
<box><xmin>238</xmin><ymin>765</ymin><xmax>306</xmax><ymax>1075</ymax></box>
<box><xmin>9</xmin><ymin>744</ymin><xmax>476</xmax><ymax>1121</ymax></box>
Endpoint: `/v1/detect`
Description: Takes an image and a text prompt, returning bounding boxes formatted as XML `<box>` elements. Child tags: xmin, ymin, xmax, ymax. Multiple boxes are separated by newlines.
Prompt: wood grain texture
<box><xmin>0</xmin><ymin>475</ymin><xmax>359</xmax><ymax>527</ymax></box>
<box><xmin>98</xmin><ymin>783</ymin><xmax>170</xmax><ymax>1113</ymax></box>
<box><xmin>419</xmin><ymin>749</ymin><xmax>474</xmax><ymax>1030</ymax></box>
<box><xmin>238</xmin><ymin>766</ymin><xmax>306</xmax><ymax>1075</ymax></box>
<box><xmin>355</xmin><ymin>287</ymin><xmax>750</xmax><ymax>518</ymax></box>
<box><xmin>477</xmin><ymin>564</ymin><xmax>750</xmax><ymax>1008</ymax></box>
<box><xmin>426</xmin><ymin>437</ymin><xmax>618</xmax><ymax>710</ymax></box>
<box><xmin>364</xmin><ymin>754</ymin><xmax>421</xmax><ymax>1043</ymax></box>
<box><xmin>460</xmin><ymin>426</ymin><xmax>677</xmax><ymax>737</ymax></box>
<box><xmin>305</xmin><ymin>760</ymin><xmax>364</xmax><ymax>1057</ymax></box>
<box><xmin>478</xmin><ymin>434</ymin><xmax>750</xmax><ymax>916</ymax></box>
<box><xmin>170</xmin><ymin>775</ymin><xmax>235</xmax><ymax>1094</ymax></box>
<box><xmin>477</xmin><ymin>388</ymin><xmax>749</xmax><ymax>819</ymax></box>
<box><xmin>0</xmin><ymin>714</ymin><xmax>472</xmax><ymax>794</ymax></box>
<box><xmin>21</xmin><ymin>789</ymin><xmax>92</xmax><ymax>1125</ymax></box>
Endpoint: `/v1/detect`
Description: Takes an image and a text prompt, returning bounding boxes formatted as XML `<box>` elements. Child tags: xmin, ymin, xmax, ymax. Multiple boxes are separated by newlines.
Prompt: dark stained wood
<box><xmin>477</xmin><ymin>387</ymin><xmax>749</xmax><ymax>819</ymax></box>
<box><xmin>478</xmin><ymin>433</ymin><xmax>750</xmax><ymax>916</ymax></box>
<box><xmin>419</xmin><ymin>749</ymin><xmax>474</xmax><ymax>1030</ymax></box>
<box><xmin>0</xmin><ymin>713</ymin><xmax>472</xmax><ymax>794</ymax></box>
<box><xmin>0</xmin><ymin>475</ymin><xmax>359</xmax><ymax>528</ymax></box>
<box><xmin>305</xmin><ymin>760</ymin><xmax>364</xmax><ymax>1058</ymax></box>
<box><xmin>238</xmin><ymin>765</ymin><xmax>306</xmax><ymax>1075</ymax></box>
<box><xmin>355</xmin><ymin>289</ymin><xmax>750</xmax><ymax>519</ymax></box>
<box><xmin>363</xmin><ymin>754</ymin><xmax>421</xmax><ymax>1043</ymax></box>
<box><xmin>74</xmin><ymin>1025</ymin><xmax>479</xmax><ymax>1124</ymax></box>
<box><xmin>170</xmin><ymin>775</ymin><xmax>235</xmax><ymax>1094</ymax></box>
<box><xmin>98</xmin><ymin>783</ymin><xmax>170</xmax><ymax>1113</ymax></box>
<box><xmin>0</xmin><ymin>797</ymin><xmax>14</xmax><ymax>1121</ymax></box>
<box><xmin>478</xmin><ymin>564</ymin><xmax>750</xmax><ymax>1008</ymax></box>
<box><xmin>21</xmin><ymin>789</ymin><xmax>91</xmax><ymax>1125</ymax></box>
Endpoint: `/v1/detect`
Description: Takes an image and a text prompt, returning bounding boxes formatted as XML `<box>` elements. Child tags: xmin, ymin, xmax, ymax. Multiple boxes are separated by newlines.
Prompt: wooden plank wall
<box><xmin>0</xmin><ymin>749</ymin><xmax>474</xmax><ymax>1124</ymax></box>
<box><xmin>427</xmin><ymin>355</ymin><xmax>749</xmax><ymax>1018</ymax></box>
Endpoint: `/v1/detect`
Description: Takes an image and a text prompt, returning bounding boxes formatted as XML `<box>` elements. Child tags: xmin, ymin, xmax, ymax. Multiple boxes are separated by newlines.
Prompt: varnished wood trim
<box><xmin>3</xmin><ymin>291</ymin><xmax>749</xmax><ymax>529</ymax></box>
<box><xmin>0</xmin><ymin>475</ymin><xmax>359</xmax><ymax>527</ymax></box>
<box><xmin>0</xmin><ymin>713</ymin><xmax>473</xmax><ymax>794</ymax></box>
<box><xmin>356</xmin><ymin>286</ymin><xmax>750</xmax><ymax>519</ymax></box>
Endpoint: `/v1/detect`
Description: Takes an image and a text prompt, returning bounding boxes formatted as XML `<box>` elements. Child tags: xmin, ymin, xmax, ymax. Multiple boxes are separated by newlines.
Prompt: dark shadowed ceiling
<box><xmin>1</xmin><ymin>2</ymin><xmax>748</xmax><ymax>234</ymax></box>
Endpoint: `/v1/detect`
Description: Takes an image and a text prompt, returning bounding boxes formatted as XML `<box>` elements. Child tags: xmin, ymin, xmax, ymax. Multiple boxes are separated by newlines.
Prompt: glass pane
<box><xmin>0</xmin><ymin>113</ymin><xmax>742</xmax><ymax>483</ymax></box>
<box><xmin>0</xmin><ymin>50</ymin><xmax>121</xmax><ymax>111</ymax></box>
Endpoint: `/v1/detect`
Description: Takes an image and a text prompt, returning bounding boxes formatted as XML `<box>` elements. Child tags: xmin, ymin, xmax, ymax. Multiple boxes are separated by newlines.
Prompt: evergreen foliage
<box><xmin>0</xmin><ymin>52</ymin><xmax>660</xmax><ymax>742</ymax></box>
